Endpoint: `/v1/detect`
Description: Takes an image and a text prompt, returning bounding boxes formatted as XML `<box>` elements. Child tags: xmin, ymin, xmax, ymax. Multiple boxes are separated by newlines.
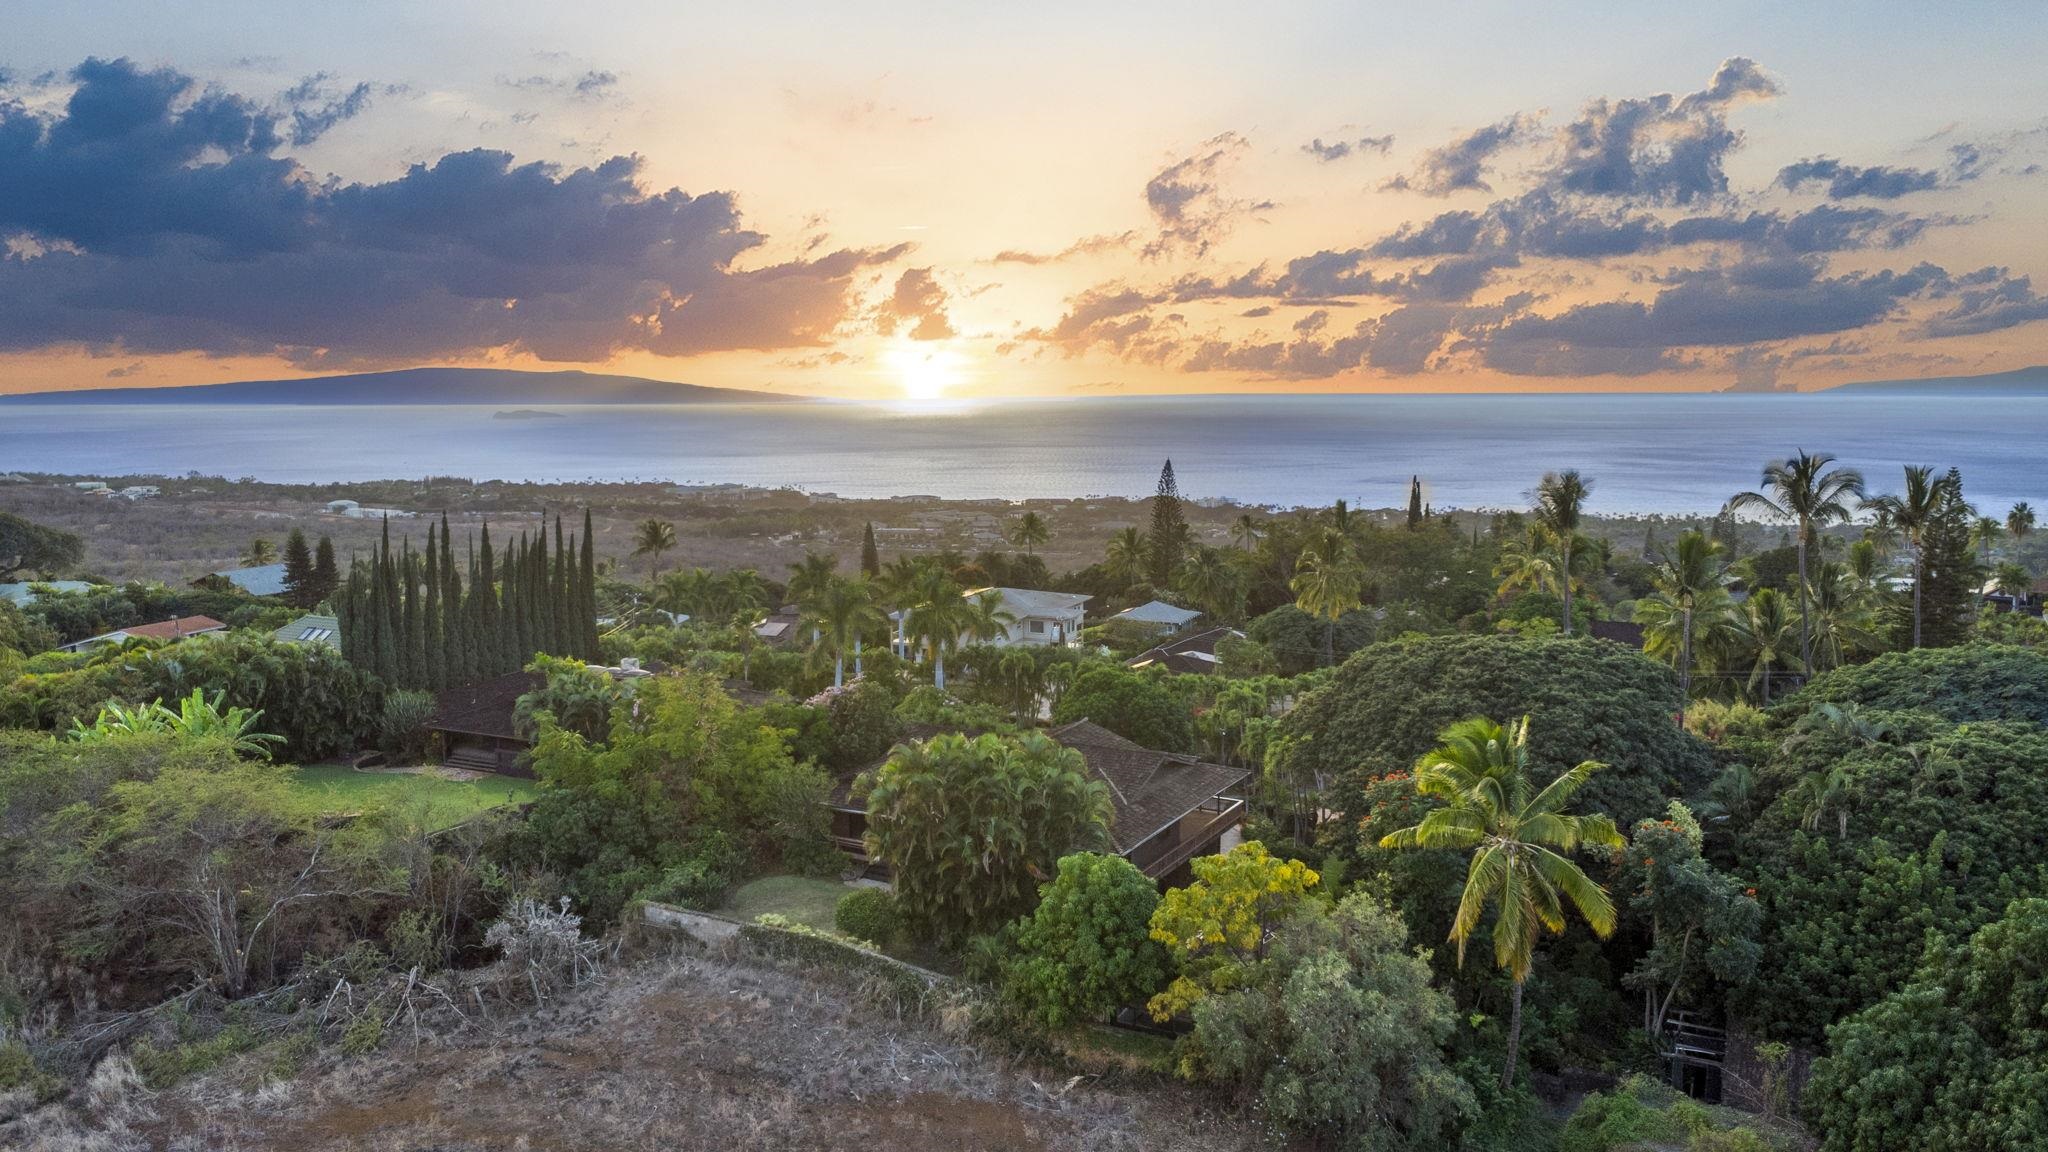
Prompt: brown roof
<box><xmin>1589</xmin><ymin>620</ymin><xmax>1646</xmax><ymax>649</ymax></box>
<box><xmin>122</xmin><ymin>615</ymin><xmax>226</xmax><ymax>641</ymax></box>
<box><xmin>429</xmin><ymin>671</ymin><xmax>544</xmax><ymax>741</ymax></box>
<box><xmin>1047</xmin><ymin>719</ymin><xmax>1250</xmax><ymax>855</ymax></box>
<box><xmin>1126</xmin><ymin>626</ymin><xmax>1243</xmax><ymax>675</ymax></box>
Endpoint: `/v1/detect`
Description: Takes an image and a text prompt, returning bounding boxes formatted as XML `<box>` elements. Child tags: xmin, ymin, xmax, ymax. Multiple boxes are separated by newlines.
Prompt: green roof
<box><xmin>275</xmin><ymin>614</ymin><xmax>341</xmax><ymax>647</ymax></box>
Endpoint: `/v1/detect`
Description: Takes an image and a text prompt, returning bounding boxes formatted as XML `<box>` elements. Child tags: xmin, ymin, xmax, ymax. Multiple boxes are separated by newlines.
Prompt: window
<box><xmin>299</xmin><ymin>627</ymin><xmax>334</xmax><ymax>642</ymax></box>
<box><xmin>1028</xmin><ymin>619</ymin><xmax>1045</xmax><ymax>634</ymax></box>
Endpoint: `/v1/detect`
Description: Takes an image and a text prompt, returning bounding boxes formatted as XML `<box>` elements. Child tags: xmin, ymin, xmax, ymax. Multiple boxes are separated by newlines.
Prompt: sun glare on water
<box><xmin>888</xmin><ymin>342</ymin><xmax>964</xmax><ymax>405</ymax></box>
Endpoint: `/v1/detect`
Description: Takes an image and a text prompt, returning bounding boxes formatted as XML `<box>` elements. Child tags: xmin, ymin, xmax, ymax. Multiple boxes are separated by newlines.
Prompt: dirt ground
<box><xmin>126</xmin><ymin>954</ymin><xmax>1260</xmax><ymax>1152</ymax></box>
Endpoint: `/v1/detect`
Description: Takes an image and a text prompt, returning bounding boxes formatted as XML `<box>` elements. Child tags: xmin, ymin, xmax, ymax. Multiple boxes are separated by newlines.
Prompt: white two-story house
<box><xmin>968</xmin><ymin>586</ymin><xmax>1090</xmax><ymax>647</ymax></box>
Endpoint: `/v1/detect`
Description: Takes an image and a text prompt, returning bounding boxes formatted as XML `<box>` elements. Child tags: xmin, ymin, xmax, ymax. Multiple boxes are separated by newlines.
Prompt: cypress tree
<box><xmin>282</xmin><ymin>529</ymin><xmax>315</xmax><ymax>608</ymax></box>
<box><xmin>1147</xmin><ymin>459</ymin><xmax>1187</xmax><ymax>587</ymax></box>
<box><xmin>861</xmin><ymin>522</ymin><xmax>881</xmax><ymax>577</ymax></box>
<box><xmin>581</xmin><ymin>509</ymin><xmax>600</xmax><ymax>658</ymax></box>
<box><xmin>552</xmin><ymin>516</ymin><xmax>569</xmax><ymax>655</ymax></box>
<box><xmin>311</xmin><ymin>536</ymin><xmax>340</xmax><ymax>607</ymax></box>
<box><xmin>1915</xmin><ymin>467</ymin><xmax>1982</xmax><ymax>648</ymax></box>
<box><xmin>424</xmin><ymin>521</ymin><xmax>445</xmax><ymax>691</ymax></box>
<box><xmin>401</xmin><ymin>539</ymin><xmax>422</xmax><ymax>689</ymax></box>
<box><xmin>1406</xmin><ymin>477</ymin><xmax>1423</xmax><ymax>530</ymax></box>
<box><xmin>477</xmin><ymin>524</ymin><xmax>499</xmax><ymax>675</ymax></box>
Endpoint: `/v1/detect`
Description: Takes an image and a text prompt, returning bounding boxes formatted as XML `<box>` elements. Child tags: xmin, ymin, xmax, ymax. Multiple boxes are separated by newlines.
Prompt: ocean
<box><xmin>3</xmin><ymin>393</ymin><xmax>2042</xmax><ymax>515</ymax></box>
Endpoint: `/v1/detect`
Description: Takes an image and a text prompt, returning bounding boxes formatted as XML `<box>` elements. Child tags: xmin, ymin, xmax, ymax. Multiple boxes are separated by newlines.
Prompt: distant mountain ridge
<box><xmin>0</xmin><ymin>367</ymin><xmax>801</xmax><ymax>405</ymax></box>
<box><xmin>1825</xmin><ymin>365</ymin><xmax>2048</xmax><ymax>395</ymax></box>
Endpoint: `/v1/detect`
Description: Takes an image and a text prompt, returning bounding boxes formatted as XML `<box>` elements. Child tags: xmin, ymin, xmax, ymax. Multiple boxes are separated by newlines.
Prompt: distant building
<box><xmin>204</xmin><ymin>562</ymin><xmax>289</xmax><ymax>597</ymax></box>
<box><xmin>753</xmin><ymin>604</ymin><xmax>806</xmax><ymax>647</ymax></box>
<box><xmin>968</xmin><ymin>587</ymin><xmax>1089</xmax><ymax>647</ymax></box>
<box><xmin>324</xmin><ymin>499</ymin><xmax>360</xmax><ymax>514</ymax></box>
<box><xmin>0</xmin><ymin>580</ymin><xmax>95</xmax><ymax>606</ymax></box>
<box><xmin>1127</xmin><ymin>625</ymin><xmax>1245</xmax><ymax>675</ymax></box>
<box><xmin>323</xmin><ymin>498</ymin><xmax>414</xmax><ymax>519</ymax></box>
<box><xmin>72</xmin><ymin>480</ymin><xmax>107</xmax><ymax>491</ymax></box>
<box><xmin>115</xmin><ymin>485</ymin><xmax>159</xmax><ymax>500</ymax></box>
<box><xmin>60</xmin><ymin>615</ymin><xmax>225</xmax><ymax>652</ymax></box>
<box><xmin>274</xmin><ymin>613</ymin><xmax>341</xmax><ymax>647</ymax></box>
<box><xmin>1109</xmin><ymin>599</ymin><xmax>1203</xmax><ymax>634</ymax></box>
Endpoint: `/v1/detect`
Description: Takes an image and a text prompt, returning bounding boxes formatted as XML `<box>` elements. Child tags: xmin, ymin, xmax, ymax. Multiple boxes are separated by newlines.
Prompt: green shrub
<box><xmin>379</xmin><ymin>689</ymin><xmax>437</xmax><ymax>761</ymax></box>
<box><xmin>998</xmin><ymin>852</ymin><xmax>1167</xmax><ymax>1031</ymax></box>
<box><xmin>339</xmin><ymin>1013</ymin><xmax>385</xmax><ymax>1057</ymax></box>
<box><xmin>834</xmin><ymin>888</ymin><xmax>901</xmax><ymax>947</ymax></box>
<box><xmin>636</xmin><ymin>830</ymin><xmax>749</xmax><ymax>910</ymax></box>
<box><xmin>1556</xmin><ymin>1076</ymin><xmax>1686</xmax><ymax>1152</ymax></box>
<box><xmin>131</xmin><ymin>1023</ymin><xmax>259</xmax><ymax>1088</ymax></box>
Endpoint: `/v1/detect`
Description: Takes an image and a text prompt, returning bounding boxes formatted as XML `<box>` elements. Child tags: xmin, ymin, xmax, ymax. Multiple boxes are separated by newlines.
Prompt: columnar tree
<box><xmin>1148</xmin><ymin>459</ymin><xmax>1188</xmax><ymax>587</ymax></box>
<box><xmin>281</xmin><ymin>529</ymin><xmax>315</xmax><ymax>608</ymax></box>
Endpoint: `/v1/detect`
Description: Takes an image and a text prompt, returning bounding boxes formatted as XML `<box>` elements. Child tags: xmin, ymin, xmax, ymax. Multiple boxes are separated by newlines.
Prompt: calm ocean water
<box><xmin>3</xmin><ymin>394</ymin><xmax>2042</xmax><ymax>515</ymax></box>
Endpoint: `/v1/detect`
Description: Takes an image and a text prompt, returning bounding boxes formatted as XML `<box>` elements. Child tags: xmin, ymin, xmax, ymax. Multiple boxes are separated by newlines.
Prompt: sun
<box><xmin>887</xmin><ymin>342</ymin><xmax>962</xmax><ymax>402</ymax></box>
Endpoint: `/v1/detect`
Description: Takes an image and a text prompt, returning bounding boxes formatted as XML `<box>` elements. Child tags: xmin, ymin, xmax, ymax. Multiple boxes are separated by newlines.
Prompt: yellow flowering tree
<box><xmin>1145</xmin><ymin>841</ymin><xmax>1319</xmax><ymax>1020</ymax></box>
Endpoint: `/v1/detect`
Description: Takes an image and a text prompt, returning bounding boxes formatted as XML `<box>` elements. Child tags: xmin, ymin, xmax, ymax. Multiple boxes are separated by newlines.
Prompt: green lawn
<box><xmin>724</xmin><ymin>875</ymin><xmax>856</xmax><ymax>932</ymax></box>
<box><xmin>281</xmin><ymin>764</ymin><xmax>536</xmax><ymax>829</ymax></box>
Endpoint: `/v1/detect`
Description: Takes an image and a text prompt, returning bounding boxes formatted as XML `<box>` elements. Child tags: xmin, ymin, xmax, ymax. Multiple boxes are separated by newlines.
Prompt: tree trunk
<box><xmin>1679</xmin><ymin>607</ymin><xmax>1693</xmax><ymax>726</ymax></box>
<box><xmin>1796</xmin><ymin>530</ymin><xmax>1811</xmax><ymax>671</ymax></box>
<box><xmin>1561</xmin><ymin>541</ymin><xmax>1575</xmax><ymax>636</ymax></box>
<box><xmin>1913</xmin><ymin>543</ymin><xmax>1924</xmax><ymax>649</ymax></box>
<box><xmin>1501</xmin><ymin>979</ymin><xmax>1525</xmax><ymax>1091</ymax></box>
<box><xmin>1323</xmin><ymin>618</ymin><xmax>1336</xmax><ymax>667</ymax></box>
<box><xmin>934</xmin><ymin>650</ymin><xmax>946</xmax><ymax>691</ymax></box>
<box><xmin>854</xmin><ymin>635</ymin><xmax>863</xmax><ymax>678</ymax></box>
<box><xmin>834</xmin><ymin>654</ymin><xmax>845</xmax><ymax>689</ymax></box>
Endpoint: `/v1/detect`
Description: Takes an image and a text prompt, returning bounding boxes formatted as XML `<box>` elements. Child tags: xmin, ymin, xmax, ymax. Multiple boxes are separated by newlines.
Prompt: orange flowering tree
<box><xmin>1619</xmin><ymin>800</ymin><xmax>1761</xmax><ymax>1039</ymax></box>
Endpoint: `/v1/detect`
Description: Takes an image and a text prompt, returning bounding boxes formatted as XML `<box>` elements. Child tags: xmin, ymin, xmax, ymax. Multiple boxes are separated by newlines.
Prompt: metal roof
<box><xmin>210</xmin><ymin>562</ymin><xmax>289</xmax><ymax>596</ymax></box>
<box><xmin>1110</xmin><ymin>599</ymin><xmax>1203</xmax><ymax>626</ymax></box>
<box><xmin>275</xmin><ymin>614</ymin><xmax>341</xmax><ymax>647</ymax></box>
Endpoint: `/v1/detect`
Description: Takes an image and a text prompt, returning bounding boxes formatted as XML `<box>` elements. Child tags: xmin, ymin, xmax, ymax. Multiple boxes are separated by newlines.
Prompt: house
<box><xmin>1589</xmin><ymin>620</ymin><xmax>1647</xmax><ymax>650</ymax></box>
<box><xmin>274</xmin><ymin>613</ymin><xmax>341</xmax><ymax>647</ymax></box>
<box><xmin>826</xmin><ymin>719</ymin><xmax>1249</xmax><ymax>885</ymax></box>
<box><xmin>1108</xmin><ymin>599</ymin><xmax>1203</xmax><ymax>634</ymax></box>
<box><xmin>204</xmin><ymin>562</ymin><xmax>289</xmax><ymax>597</ymax></box>
<box><xmin>753</xmin><ymin>604</ymin><xmax>806</xmax><ymax>647</ymax></box>
<box><xmin>116</xmin><ymin>485</ymin><xmax>160</xmax><ymax>500</ymax></box>
<box><xmin>969</xmin><ymin>587</ymin><xmax>1089</xmax><ymax>647</ymax></box>
<box><xmin>428</xmin><ymin>671</ymin><xmax>545</xmax><ymax>776</ymax></box>
<box><xmin>1127</xmin><ymin>625</ymin><xmax>1245</xmax><ymax>675</ymax></box>
<box><xmin>59</xmin><ymin>615</ymin><xmax>225</xmax><ymax>652</ymax></box>
<box><xmin>0</xmin><ymin>580</ymin><xmax>95</xmax><ymax>606</ymax></box>
<box><xmin>325</xmin><ymin>499</ymin><xmax>360</xmax><ymax>515</ymax></box>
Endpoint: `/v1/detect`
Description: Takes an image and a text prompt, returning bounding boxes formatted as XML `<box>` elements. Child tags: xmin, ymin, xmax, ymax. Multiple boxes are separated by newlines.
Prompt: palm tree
<box><xmin>1995</xmin><ymin>561</ymin><xmax>2033</xmax><ymax>604</ymax></box>
<box><xmin>1176</xmin><ymin>546</ymin><xmax>1245</xmax><ymax>622</ymax></box>
<box><xmin>1639</xmin><ymin>531</ymin><xmax>1731</xmax><ymax>724</ymax></box>
<box><xmin>632</xmin><ymin>519</ymin><xmax>678</xmax><ymax>583</ymax></box>
<box><xmin>906</xmin><ymin>568</ymin><xmax>974</xmax><ymax>690</ymax></box>
<box><xmin>1104</xmin><ymin>527</ymin><xmax>1150</xmax><ymax>589</ymax></box>
<box><xmin>243</xmin><ymin>538</ymin><xmax>278</xmax><ymax>567</ymax></box>
<box><xmin>651</xmin><ymin>568</ymin><xmax>715</xmax><ymax>623</ymax></box>
<box><xmin>1533</xmin><ymin>471</ymin><xmax>1592</xmax><ymax>635</ymax></box>
<box><xmin>803</xmin><ymin>575</ymin><xmax>887</xmax><ymax>688</ymax></box>
<box><xmin>1727</xmin><ymin>587</ymin><xmax>1802</xmax><ymax>704</ymax></box>
<box><xmin>1290</xmin><ymin>547</ymin><xmax>1363</xmax><ymax>667</ymax></box>
<box><xmin>1864</xmin><ymin>465</ymin><xmax>1951</xmax><ymax>649</ymax></box>
<box><xmin>1727</xmin><ymin>451</ymin><xmax>1866</xmax><ymax>670</ymax></box>
<box><xmin>1010</xmin><ymin>511</ymin><xmax>1050</xmax><ymax>555</ymax></box>
<box><xmin>1495</xmin><ymin>522</ymin><xmax>1590</xmax><ymax>628</ymax></box>
<box><xmin>1862</xmin><ymin>507</ymin><xmax>1901</xmax><ymax>561</ymax></box>
<box><xmin>1379</xmin><ymin>716</ymin><xmax>1622</xmax><ymax>1090</ymax></box>
<box><xmin>2007</xmin><ymin>502</ymin><xmax>2034</xmax><ymax>551</ymax></box>
<box><xmin>1971</xmin><ymin>515</ymin><xmax>2004</xmax><ymax>570</ymax></box>
<box><xmin>1232</xmin><ymin>513</ymin><xmax>1261</xmax><ymax>553</ymax></box>
<box><xmin>1804</xmin><ymin>561</ymin><xmax>1882</xmax><ymax>672</ymax></box>
<box><xmin>788</xmin><ymin>551</ymin><xmax>840</xmax><ymax>644</ymax></box>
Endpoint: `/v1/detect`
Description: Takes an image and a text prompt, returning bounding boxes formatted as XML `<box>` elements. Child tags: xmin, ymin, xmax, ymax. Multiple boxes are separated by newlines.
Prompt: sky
<box><xmin>3</xmin><ymin>2</ymin><xmax>2047</xmax><ymax>399</ymax></box>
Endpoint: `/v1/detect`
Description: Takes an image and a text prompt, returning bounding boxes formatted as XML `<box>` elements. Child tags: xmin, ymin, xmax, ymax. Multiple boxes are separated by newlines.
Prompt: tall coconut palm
<box><xmin>804</xmin><ymin>575</ymin><xmax>887</xmax><ymax>688</ymax></box>
<box><xmin>1290</xmin><ymin>547</ymin><xmax>1363</xmax><ymax>667</ymax></box>
<box><xmin>1232</xmin><ymin>513</ymin><xmax>1261</xmax><ymax>553</ymax></box>
<box><xmin>2007</xmin><ymin>502</ymin><xmax>2034</xmax><ymax>551</ymax></box>
<box><xmin>1533</xmin><ymin>471</ymin><xmax>1592</xmax><ymax>635</ymax></box>
<box><xmin>962</xmin><ymin>589</ymin><xmax>1018</xmax><ymax>646</ymax></box>
<box><xmin>1104</xmin><ymin>527</ymin><xmax>1150</xmax><ymax>589</ymax></box>
<box><xmin>1727</xmin><ymin>451</ymin><xmax>1865</xmax><ymax>670</ymax></box>
<box><xmin>906</xmin><ymin>569</ymin><xmax>974</xmax><ymax>690</ymax></box>
<box><xmin>1176</xmin><ymin>546</ymin><xmax>1245</xmax><ymax>622</ymax></box>
<box><xmin>1378</xmin><ymin>716</ymin><xmax>1622</xmax><ymax>1090</ymax></box>
<box><xmin>1862</xmin><ymin>507</ymin><xmax>1901</xmax><ymax>562</ymax></box>
<box><xmin>1971</xmin><ymin>515</ymin><xmax>2005</xmax><ymax>570</ymax></box>
<box><xmin>788</xmin><ymin>551</ymin><xmax>840</xmax><ymax>644</ymax></box>
<box><xmin>632</xmin><ymin>519</ymin><xmax>678</xmax><ymax>583</ymax></box>
<box><xmin>1727</xmin><ymin>587</ymin><xmax>1802</xmax><ymax>704</ymax></box>
<box><xmin>1995</xmin><ymin>561</ymin><xmax>2033</xmax><ymax>603</ymax></box>
<box><xmin>1495</xmin><ymin>522</ymin><xmax>1591</xmax><ymax>628</ymax></box>
<box><xmin>1010</xmin><ymin>511</ymin><xmax>1050</xmax><ymax>555</ymax></box>
<box><xmin>1864</xmin><ymin>465</ymin><xmax>1951</xmax><ymax>649</ymax></box>
<box><xmin>1638</xmin><ymin>530</ymin><xmax>1732</xmax><ymax>724</ymax></box>
<box><xmin>1804</xmin><ymin>561</ymin><xmax>1882</xmax><ymax>673</ymax></box>
<box><xmin>242</xmin><ymin>538</ymin><xmax>278</xmax><ymax>567</ymax></box>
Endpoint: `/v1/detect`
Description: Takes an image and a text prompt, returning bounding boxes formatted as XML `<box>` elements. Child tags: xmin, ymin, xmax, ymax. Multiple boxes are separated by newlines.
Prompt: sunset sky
<box><xmin>5</xmin><ymin>2</ymin><xmax>2048</xmax><ymax>399</ymax></box>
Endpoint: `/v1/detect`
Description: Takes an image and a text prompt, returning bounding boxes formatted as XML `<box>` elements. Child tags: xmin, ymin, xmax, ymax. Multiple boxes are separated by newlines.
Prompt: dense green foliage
<box><xmin>1049</xmin><ymin>664</ymin><xmax>1194</xmax><ymax>752</ymax></box>
<box><xmin>859</xmin><ymin>731</ymin><xmax>1112</xmax><ymax>942</ymax></box>
<box><xmin>833</xmin><ymin>888</ymin><xmax>902</xmax><ymax>947</ymax></box>
<box><xmin>998</xmin><ymin>853</ymin><xmax>1167</xmax><ymax>1031</ymax></box>
<box><xmin>1287</xmin><ymin>635</ymin><xmax>1713</xmax><ymax>833</ymax></box>
<box><xmin>1803</xmin><ymin>899</ymin><xmax>2048</xmax><ymax>1152</ymax></box>
<box><xmin>0</xmin><ymin>510</ymin><xmax>84</xmax><ymax>581</ymax></box>
<box><xmin>1786</xmin><ymin>643</ymin><xmax>2048</xmax><ymax>725</ymax></box>
<box><xmin>1736</xmin><ymin>712</ymin><xmax>2048</xmax><ymax>1042</ymax></box>
<box><xmin>1179</xmin><ymin>893</ymin><xmax>1476</xmax><ymax>1152</ymax></box>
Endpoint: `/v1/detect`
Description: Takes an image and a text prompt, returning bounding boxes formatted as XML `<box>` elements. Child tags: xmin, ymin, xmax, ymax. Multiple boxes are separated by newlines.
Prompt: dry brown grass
<box><xmin>93</xmin><ymin>952</ymin><xmax>1261</xmax><ymax>1152</ymax></box>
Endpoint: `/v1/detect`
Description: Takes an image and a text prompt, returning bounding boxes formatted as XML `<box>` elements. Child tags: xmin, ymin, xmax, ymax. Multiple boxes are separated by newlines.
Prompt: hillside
<box><xmin>0</xmin><ymin>367</ymin><xmax>799</xmax><ymax>406</ymax></box>
<box><xmin>1826</xmin><ymin>364</ymin><xmax>2048</xmax><ymax>395</ymax></box>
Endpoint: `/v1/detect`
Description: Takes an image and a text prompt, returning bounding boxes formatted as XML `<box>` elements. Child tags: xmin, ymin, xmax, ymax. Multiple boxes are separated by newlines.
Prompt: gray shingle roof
<box><xmin>1048</xmin><ymin>719</ymin><xmax>1249</xmax><ymax>855</ymax></box>
<box><xmin>210</xmin><ymin>563</ymin><xmax>289</xmax><ymax>596</ymax></box>
<box><xmin>1111</xmin><ymin>600</ymin><xmax>1203</xmax><ymax>627</ymax></box>
<box><xmin>275</xmin><ymin>614</ymin><xmax>341</xmax><ymax>646</ymax></box>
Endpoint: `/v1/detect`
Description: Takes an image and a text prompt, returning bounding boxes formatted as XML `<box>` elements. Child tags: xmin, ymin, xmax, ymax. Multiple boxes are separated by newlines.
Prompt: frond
<box><xmin>1532</xmin><ymin>847</ymin><xmax>1616</xmax><ymax>937</ymax></box>
<box><xmin>1524</xmin><ymin>759</ymin><xmax>1603</xmax><ymax>818</ymax></box>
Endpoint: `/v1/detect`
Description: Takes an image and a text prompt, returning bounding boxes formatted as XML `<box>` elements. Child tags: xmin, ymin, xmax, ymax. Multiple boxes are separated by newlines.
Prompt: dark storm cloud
<box><xmin>0</xmin><ymin>58</ymin><xmax>906</xmax><ymax>365</ymax></box>
<box><xmin>1302</xmin><ymin>134</ymin><xmax>1394</xmax><ymax>163</ymax></box>
<box><xmin>1384</xmin><ymin>114</ymin><xmax>1537</xmax><ymax>196</ymax></box>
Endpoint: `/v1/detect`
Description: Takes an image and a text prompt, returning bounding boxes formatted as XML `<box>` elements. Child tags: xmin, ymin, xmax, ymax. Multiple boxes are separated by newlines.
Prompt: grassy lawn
<box><xmin>724</xmin><ymin>875</ymin><xmax>855</xmax><ymax>932</ymax></box>
<box><xmin>282</xmin><ymin>764</ymin><xmax>536</xmax><ymax>829</ymax></box>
